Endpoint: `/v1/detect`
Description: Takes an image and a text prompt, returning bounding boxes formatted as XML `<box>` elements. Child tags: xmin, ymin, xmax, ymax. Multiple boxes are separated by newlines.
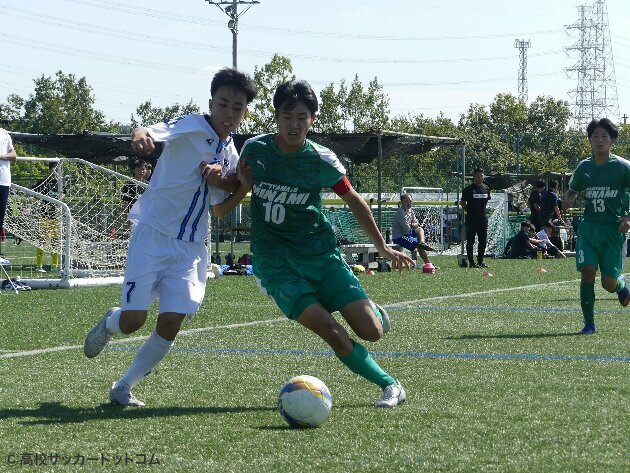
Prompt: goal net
<box><xmin>322</xmin><ymin>200</ymin><xmax>454</xmax><ymax>252</ymax></box>
<box><xmin>4</xmin><ymin>157</ymin><xmax>150</xmax><ymax>288</ymax></box>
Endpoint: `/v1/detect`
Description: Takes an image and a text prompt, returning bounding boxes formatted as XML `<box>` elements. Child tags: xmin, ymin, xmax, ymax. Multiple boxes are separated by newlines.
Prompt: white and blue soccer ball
<box><xmin>278</xmin><ymin>375</ymin><xmax>333</xmax><ymax>428</ymax></box>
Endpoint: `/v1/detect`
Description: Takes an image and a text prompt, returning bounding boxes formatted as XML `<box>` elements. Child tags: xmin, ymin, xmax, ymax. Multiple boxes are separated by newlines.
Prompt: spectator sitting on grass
<box><xmin>509</xmin><ymin>220</ymin><xmax>545</xmax><ymax>259</ymax></box>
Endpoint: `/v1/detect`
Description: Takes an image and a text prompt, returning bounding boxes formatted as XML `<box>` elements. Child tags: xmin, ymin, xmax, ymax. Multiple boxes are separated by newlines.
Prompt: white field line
<box><xmin>0</xmin><ymin>318</ymin><xmax>286</xmax><ymax>360</ymax></box>
<box><xmin>0</xmin><ymin>277</ymin><xmax>588</xmax><ymax>360</ymax></box>
<box><xmin>386</xmin><ymin>278</ymin><xmax>582</xmax><ymax>308</ymax></box>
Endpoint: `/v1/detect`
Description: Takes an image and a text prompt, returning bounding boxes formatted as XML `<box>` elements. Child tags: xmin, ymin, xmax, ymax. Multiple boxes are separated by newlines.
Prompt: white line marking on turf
<box><xmin>0</xmin><ymin>318</ymin><xmax>286</xmax><ymax>360</ymax></box>
<box><xmin>0</xmin><ymin>276</ymin><xmax>593</xmax><ymax>360</ymax></box>
<box><xmin>386</xmin><ymin>278</ymin><xmax>582</xmax><ymax>308</ymax></box>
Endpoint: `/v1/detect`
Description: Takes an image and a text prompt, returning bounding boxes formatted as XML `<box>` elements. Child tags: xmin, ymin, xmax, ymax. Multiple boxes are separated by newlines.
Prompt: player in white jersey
<box><xmin>83</xmin><ymin>68</ymin><xmax>257</xmax><ymax>407</ymax></box>
<box><xmin>0</xmin><ymin>127</ymin><xmax>17</xmax><ymax>253</ymax></box>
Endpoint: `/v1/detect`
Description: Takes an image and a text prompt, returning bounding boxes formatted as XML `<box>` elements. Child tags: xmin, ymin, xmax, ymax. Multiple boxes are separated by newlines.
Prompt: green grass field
<box><xmin>1</xmin><ymin>256</ymin><xmax>628</xmax><ymax>472</ymax></box>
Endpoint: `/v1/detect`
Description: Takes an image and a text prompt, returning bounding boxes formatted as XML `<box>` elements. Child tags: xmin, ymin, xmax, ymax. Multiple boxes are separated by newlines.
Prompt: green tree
<box><xmin>0</xmin><ymin>94</ymin><xmax>25</xmax><ymax>130</ymax></box>
<box><xmin>240</xmin><ymin>54</ymin><xmax>295</xmax><ymax>134</ymax></box>
<box><xmin>387</xmin><ymin>113</ymin><xmax>461</xmax><ymax>191</ymax></box>
<box><xmin>19</xmin><ymin>71</ymin><xmax>106</xmax><ymax>134</ymax></box>
<box><xmin>616</xmin><ymin>124</ymin><xmax>630</xmax><ymax>161</ymax></box>
<box><xmin>315</xmin><ymin>82</ymin><xmax>348</xmax><ymax>134</ymax></box>
<box><xmin>344</xmin><ymin>76</ymin><xmax>390</xmax><ymax>132</ymax></box>
<box><xmin>130</xmin><ymin>99</ymin><xmax>200</xmax><ymax>128</ymax></box>
<box><xmin>458</xmin><ymin>103</ymin><xmax>513</xmax><ymax>173</ymax></box>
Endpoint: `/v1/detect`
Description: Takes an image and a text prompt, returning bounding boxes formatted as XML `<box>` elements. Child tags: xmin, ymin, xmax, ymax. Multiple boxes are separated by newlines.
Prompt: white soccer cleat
<box><xmin>83</xmin><ymin>307</ymin><xmax>117</xmax><ymax>358</ymax></box>
<box><xmin>371</xmin><ymin>300</ymin><xmax>390</xmax><ymax>334</ymax></box>
<box><xmin>109</xmin><ymin>382</ymin><xmax>145</xmax><ymax>407</ymax></box>
<box><xmin>375</xmin><ymin>381</ymin><xmax>406</xmax><ymax>408</ymax></box>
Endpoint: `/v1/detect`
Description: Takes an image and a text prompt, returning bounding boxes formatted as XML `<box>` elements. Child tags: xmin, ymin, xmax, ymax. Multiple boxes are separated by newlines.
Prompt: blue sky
<box><xmin>1</xmin><ymin>0</ymin><xmax>629</xmax><ymax>127</ymax></box>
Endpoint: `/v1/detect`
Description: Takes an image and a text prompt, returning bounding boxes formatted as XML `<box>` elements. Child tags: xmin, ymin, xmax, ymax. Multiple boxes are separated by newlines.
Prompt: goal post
<box><xmin>3</xmin><ymin>157</ymin><xmax>155</xmax><ymax>288</ymax></box>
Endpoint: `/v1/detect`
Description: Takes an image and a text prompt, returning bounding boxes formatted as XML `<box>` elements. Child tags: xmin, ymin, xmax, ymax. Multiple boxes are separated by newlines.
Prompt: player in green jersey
<box><xmin>228</xmin><ymin>80</ymin><xmax>414</xmax><ymax>407</ymax></box>
<box><xmin>562</xmin><ymin>118</ymin><xmax>630</xmax><ymax>335</ymax></box>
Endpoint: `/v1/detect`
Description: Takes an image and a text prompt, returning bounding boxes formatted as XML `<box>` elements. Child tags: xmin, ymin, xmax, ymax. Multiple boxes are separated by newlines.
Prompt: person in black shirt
<box><xmin>528</xmin><ymin>180</ymin><xmax>545</xmax><ymax>231</ymax></box>
<box><xmin>460</xmin><ymin>168</ymin><xmax>491</xmax><ymax>268</ymax></box>
<box><xmin>539</xmin><ymin>179</ymin><xmax>565</xmax><ymax>228</ymax></box>
<box><xmin>510</xmin><ymin>220</ymin><xmax>543</xmax><ymax>258</ymax></box>
<box><xmin>121</xmin><ymin>158</ymin><xmax>149</xmax><ymax>218</ymax></box>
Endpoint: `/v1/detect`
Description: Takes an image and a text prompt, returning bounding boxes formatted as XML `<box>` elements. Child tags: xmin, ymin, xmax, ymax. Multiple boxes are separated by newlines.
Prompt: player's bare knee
<box><xmin>358</xmin><ymin>323</ymin><xmax>382</xmax><ymax>342</ymax></box>
<box><xmin>601</xmin><ymin>278</ymin><xmax>617</xmax><ymax>293</ymax></box>
<box><xmin>119</xmin><ymin>310</ymin><xmax>147</xmax><ymax>334</ymax></box>
<box><xmin>322</xmin><ymin>324</ymin><xmax>352</xmax><ymax>353</ymax></box>
<box><xmin>156</xmin><ymin>314</ymin><xmax>185</xmax><ymax>341</ymax></box>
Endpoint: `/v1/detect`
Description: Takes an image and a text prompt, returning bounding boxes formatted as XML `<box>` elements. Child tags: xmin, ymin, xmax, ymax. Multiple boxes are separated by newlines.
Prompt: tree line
<box><xmin>1</xmin><ymin>54</ymin><xmax>629</xmax><ymax>192</ymax></box>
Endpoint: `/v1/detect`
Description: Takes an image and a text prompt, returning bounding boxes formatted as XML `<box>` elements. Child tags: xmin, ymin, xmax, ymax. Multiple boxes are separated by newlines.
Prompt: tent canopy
<box><xmin>8</xmin><ymin>130</ymin><xmax>464</xmax><ymax>165</ymax></box>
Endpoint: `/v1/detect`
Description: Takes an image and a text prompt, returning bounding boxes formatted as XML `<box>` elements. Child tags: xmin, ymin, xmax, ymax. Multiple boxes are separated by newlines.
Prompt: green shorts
<box><xmin>253</xmin><ymin>248</ymin><xmax>368</xmax><ymax>320</ymax></box>
<box><xmin>575</xmin><ymin>220</ymin><xmax>626</xmax><ymax>278</ymax></box>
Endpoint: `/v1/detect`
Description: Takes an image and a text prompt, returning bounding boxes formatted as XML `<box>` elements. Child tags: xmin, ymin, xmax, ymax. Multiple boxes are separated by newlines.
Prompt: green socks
<box><xmin>614</xmin><ymin>277</ymin><xmax>626</xmax><ymax>293</ymax></box>
<box><xmin>580</xmin><ymin>282</ymin><xmax>595</xmax><ymax>325</ymax></box>
<box><xmin>337</xmin><ymin>340</ymin><xmax>395</xmax><ymax>389</ymax></box>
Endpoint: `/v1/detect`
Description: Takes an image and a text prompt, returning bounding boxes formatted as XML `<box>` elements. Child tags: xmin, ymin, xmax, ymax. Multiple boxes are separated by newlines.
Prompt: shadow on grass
<box><xmin>0</xmin><ymin>402</ymin><xmax>276</xmax><ymax>425</ymax></box>
<box><xmin>443</xmin><ymin>332</ymin><xmax>581</xmax><ymax>340</ymax></box>
<box><xmin>257</xmin><ymin>403</ymin><xmax>371</xmax><ymax>430</ymax></box>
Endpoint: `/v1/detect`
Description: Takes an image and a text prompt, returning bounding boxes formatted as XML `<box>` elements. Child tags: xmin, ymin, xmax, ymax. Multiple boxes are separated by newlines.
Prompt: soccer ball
<box><xmin>278</xmin><ymin>375</ymin><xmax>333</xmax><ymax>428</ymax></box>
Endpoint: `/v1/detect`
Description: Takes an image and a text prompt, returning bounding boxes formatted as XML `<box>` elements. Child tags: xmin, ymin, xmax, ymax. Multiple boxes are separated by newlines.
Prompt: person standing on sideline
<box><xmin>562</xmin><ymin>118</ymin><xmax>630</xmax><ymax>335</ymax></box>
<box><xmin>391</xmin><ymin>193</ymin><xmax>437</xmax><ymax>271</ymax></box>
<box><xmin>83</xmin><ymin>68</ymin><xmax>257</xmax><ymax>406</ymax></box>
<box><xmin>528</xmin><ymin>180</ymin><xmax>545</xmax><ymax>231</ymax></box>
<box><xmin>460</xmin><ymin>168</ymin><xmax>491</xmax><ymax>268</ymax></box>
<box><xmin>222</xmin><ymin>79</ymin><xmax>413</xmax><ymax>407</ymax></box>
<box><xmin>539</xmin><ymin>179</ymin><xmax>565</xmax><ymax>228</ymax></box>
<box><xmin>0</xmin><ymin>128</ymin><xmax>17</xmax><ymax>255</ymax></box>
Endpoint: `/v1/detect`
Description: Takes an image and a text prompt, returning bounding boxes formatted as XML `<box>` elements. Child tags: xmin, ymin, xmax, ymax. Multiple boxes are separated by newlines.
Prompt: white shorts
<box><xmin>121</xmin><ymin>223</ymin><xmax>208</xmax><ymax>315</ymax></box>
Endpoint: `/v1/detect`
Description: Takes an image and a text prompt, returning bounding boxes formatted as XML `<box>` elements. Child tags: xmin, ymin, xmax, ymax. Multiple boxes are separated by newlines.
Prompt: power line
<box><xmin>59</xmin><ymin>0</ymin><xmax>565</xmax><ymax>43</ymax></box>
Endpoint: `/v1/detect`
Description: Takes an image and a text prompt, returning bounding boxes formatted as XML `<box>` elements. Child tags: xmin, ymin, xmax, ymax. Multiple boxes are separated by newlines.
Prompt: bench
<box><xmin>340</xmin><ymin>243</ymin><xmax>403</xmax><ymax>269</ymax></box>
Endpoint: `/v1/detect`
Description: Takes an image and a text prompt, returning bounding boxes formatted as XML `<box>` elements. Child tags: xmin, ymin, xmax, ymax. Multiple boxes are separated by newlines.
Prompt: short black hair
<box><xmin>521</xmin><ymin>220</ymin><xmax>532</xmax><ymax>229</ymax></box>
<box><xmin>273</xmin><ymin>80</ymin><xmax>318</xmax><ymax>115</ymax></box>
<box><xmin>535</xmin><ymin>179</ymin><xmax>545</xmax><ymax>188</ymax></box>
<box><xmin>586</xmin><ymin>118</ymin><xmax>619</xmax><ymax>140</ymax></box>
<box><xmin>473</xmin><ymin>168</ymin><xmax>484</xmax><ymax>175</ymax></box>
<box><xmin>130</xmin><ymin>158</ymin><xmax>148</xmax><ymax>172</ymax></box>
<box><xmin>210</xmin><ymin>68</ymin><xmax>257</xmax><ymax>104</ymax></box>
<box><xmin>548</xmin><ymin>179</ymin><xmax>559</xmax><ymax>189</ymax></box>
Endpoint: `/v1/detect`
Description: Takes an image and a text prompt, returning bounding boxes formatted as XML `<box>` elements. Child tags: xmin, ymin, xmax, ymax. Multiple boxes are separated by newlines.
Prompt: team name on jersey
<box><xmin>252</xmin><ymin>182</ymin><xmax>310</xmax><ymax>205</ymax></box>
<box><xmin>585</xmin><ymin>187</ymin><xmax>618</xmax><ymax>199</ymax></box>
<box><xmin>473</xmin><ymin>192</ymin><xmax>488</xmax><ymax>199</ymax></box>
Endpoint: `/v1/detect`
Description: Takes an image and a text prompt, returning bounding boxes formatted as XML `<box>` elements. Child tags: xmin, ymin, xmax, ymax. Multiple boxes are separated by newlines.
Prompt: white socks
<box><xmin>118</xmin><ymin>331</ymin><xmax>174</xmax><ymax>388</ymax></box>
<box><xmin>105</xmin><ymin>308</ymin><xmax>122</xmax><ymax>333</ymax></box>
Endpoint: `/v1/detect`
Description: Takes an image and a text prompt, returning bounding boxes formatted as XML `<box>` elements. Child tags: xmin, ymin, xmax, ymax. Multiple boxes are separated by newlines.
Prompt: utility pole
<box><xmin>204</xmin><ymin>0</ymin><xmax>260</xmax><ymax>68</ymax></box>
<box><xmin>514</xmin><ymin>39</ymin><xmax>531</xmax><ymax>104</ymax></box>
